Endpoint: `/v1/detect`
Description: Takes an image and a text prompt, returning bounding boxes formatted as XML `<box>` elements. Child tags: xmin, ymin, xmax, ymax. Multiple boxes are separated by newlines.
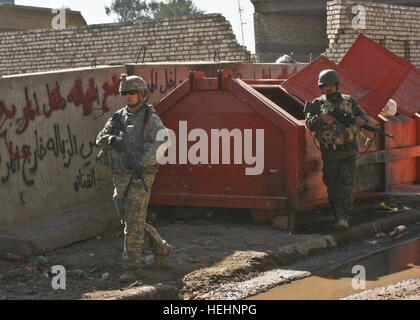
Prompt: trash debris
<box><xmin>389</xmin><ymin>225</ymin><xmax>406</xmax><ymax>237</ymax></box>
<box><xmin>3</xmin><ymin>253</ymin><xmax>23</xmax><ymax>263</ymax></box>
<box><xmin>189</xmin><ymin>294</ymin><xmax>198</xmax><ymax>300</ymax></box>
<box><xmin>35</xmin><ymin>256</ymin><xmax>48</xmax><ymax>266</ymax></box>
<box><xmin>365</xmin><ymin>239</ymin><xmax>378</xmax><ymax>245</ymax></box>
<box><xmin>101</xmin><ymin>272</ymin><xmax>111</xmax><ymax>281</ymax></box>
<box><xmin>25</xmin><ymin>266</ymin><xmax>38</xmax><ymax>275</ymax></box>
<box><xmin>276</xmin><ymin>54</ymin><xmax>294</xmax><ymax>63</ymax></box>
<box><xmin>128</xmin><ymin>280</ymin><xmax>142</xmax><ymax>288</ymax></box>
<box><xmin>379</xmin><ymin>202</ymin><xmax>399</xmax><ymax>212</ymax></box>
<box><xmin>374</xmin><ymin>232</ymin><xmax>387</xmax><ymax>238</ymax></box>
<box><xmin>380</xmin><ymin>99</ymin><xmax>397</xmax><ymax>117</ymax></box>
<box><xmin>88</xmin><ymin>253</ymin><xmax>95</xmax><ymax>257</ymax></box>
<box><xmin>72</xmin><ymin>269</ymin><xmax>88</xmax><ymax>278</ymax></box>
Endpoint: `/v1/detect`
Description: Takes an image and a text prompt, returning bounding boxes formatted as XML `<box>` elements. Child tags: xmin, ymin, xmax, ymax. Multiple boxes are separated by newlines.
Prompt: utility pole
<box><xmin>237</xmin><ymin>0</ymin><xmax>247</xmax><ymax>46</ymax></box>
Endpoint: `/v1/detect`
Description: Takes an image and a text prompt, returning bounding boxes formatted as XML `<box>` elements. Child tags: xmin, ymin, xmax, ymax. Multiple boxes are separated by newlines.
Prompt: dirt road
<box><xmin>1</xmin><ymin>198</ymin><xmax>419</xmax><ymax>300</ymax></box>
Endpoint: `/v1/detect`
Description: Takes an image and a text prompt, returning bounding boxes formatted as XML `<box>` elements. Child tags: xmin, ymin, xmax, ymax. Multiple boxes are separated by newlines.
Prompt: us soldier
<box><xmin>305</xmin><ymin>69</ymin><xmax>370</xmax><ymax>230</ymax></box>
<box><xmin>96</xmin><ymin>74</ymin><xmax>172</xmax><ymax>282</ymax></box>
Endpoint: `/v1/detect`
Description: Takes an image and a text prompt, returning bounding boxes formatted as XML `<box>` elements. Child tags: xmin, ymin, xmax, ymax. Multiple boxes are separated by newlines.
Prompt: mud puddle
<box><xmin>248</xmin><ymin>238</ymin><xmax>420</xmax><ymax>300</ymax></box>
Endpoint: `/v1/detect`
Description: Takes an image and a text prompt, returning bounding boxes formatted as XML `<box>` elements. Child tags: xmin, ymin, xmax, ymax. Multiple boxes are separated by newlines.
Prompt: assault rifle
<box><xmin>111</xmin><ymin>113</ymin><xmax>149</xmax><ymax>191</ymax></box>
<box><xmin>304</xmin><ymin>101</ymin><xmax>394</xmax><ymax>139</ymax></box>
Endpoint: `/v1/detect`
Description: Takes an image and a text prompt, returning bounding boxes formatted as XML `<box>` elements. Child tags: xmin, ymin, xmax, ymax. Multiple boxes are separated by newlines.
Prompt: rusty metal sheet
<box><xmin>281</xmin><ymin>55</ymin><xmax>375</xmax><ymax>105</ymax></box>
<box><xmin>392</xmin><ymin>69</ymin><xmax>420</xmax><ymax>117</ymax></box>
<box><xmin>339</xmin><ymin>34</ymin><xmax>413</xmax><ymax>118</ymax></box>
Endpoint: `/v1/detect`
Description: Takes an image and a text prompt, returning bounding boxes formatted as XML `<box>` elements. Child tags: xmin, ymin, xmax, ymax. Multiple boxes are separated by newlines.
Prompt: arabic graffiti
<box><xmin>0</xmin><ymin>123</ymin><xmax>97</xmax><ymax>186</ymax></box>
<box><xmin>0</xmin><ymin>76</ymin><xmax>121</xmax><ymax>138</ymax></box>
<box><xmin>102</xmin><ymin>76</ymin><xmax>121</xmax><ymax>112</ymax></box>
<box><xmin>73</xmin><ymin>160</ymin><xmax>96</xmax><ymax>192</ymax></box>
<box><xmin>0</xmin><ymin>75</ymin><xmax>122</xmax><ymax>188</ymax></box>
<box><xmin>0</xmin><ymin>101</ymin><xmax>17</xmax><ymax>136</ymax></box>
<box><xmin>146</xmin><ymin>68</ymin><xmax>183</xmax><ymax>95</ymax></box>
<box><xmin>67</xmin><ymin>78</ymin><xmax>100</xmax><ymax>116</ymax></box>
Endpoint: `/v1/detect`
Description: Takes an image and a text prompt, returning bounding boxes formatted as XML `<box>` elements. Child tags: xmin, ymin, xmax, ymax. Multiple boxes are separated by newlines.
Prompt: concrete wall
<box><xmin>325</xmin><ymin>0</ymin><xmax>420</xmax><ymax>68</ymax></box>
<box><xmin>0</xmin><ymin>66</ymin><xmax>126</xmax><ymax>230</ymax></box>
<box><xmin>0</xmin><ymin>62</ymin><xmax>307</xmax><ymax>231</ymax></box>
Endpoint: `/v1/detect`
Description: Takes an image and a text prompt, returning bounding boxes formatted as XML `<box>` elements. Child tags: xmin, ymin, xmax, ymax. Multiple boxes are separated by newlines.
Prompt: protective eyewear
<box><xmin>121</xmin><ymin>90</ymin><xmax>138</xmax><ymax>96</ymax></box>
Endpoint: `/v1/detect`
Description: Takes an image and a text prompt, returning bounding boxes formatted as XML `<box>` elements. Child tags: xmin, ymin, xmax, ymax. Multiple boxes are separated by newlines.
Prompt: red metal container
<box><xmin>151</xmin><ymin>70</ymin><xmax>306</xmax><ymax>221</ymax></box>
<box><xmin>148</xmin><ymin>35</ymin><xmax>420</xmax><ymax>226</ymax></box>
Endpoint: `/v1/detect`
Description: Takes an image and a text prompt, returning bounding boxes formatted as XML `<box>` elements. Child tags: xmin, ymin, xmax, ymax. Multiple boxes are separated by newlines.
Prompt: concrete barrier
<box><xmin>0</xmin><ymin>66</ymin><xmax>126</xmax><ymax>230</ymax></box>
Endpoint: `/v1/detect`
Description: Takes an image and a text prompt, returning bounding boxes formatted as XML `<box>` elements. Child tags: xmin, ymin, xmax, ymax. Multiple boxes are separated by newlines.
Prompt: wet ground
<box><xmin>249</xmin><ymin>238</ymin><xmax>420</xmax><ymax>300</ymax></box>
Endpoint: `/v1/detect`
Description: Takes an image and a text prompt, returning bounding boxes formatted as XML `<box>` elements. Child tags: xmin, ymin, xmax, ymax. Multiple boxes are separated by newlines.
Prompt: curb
<box><xmin>272</xmin><ymin>210</ymin><xmax>420</xmax><ymax>266</ymax></box>
<box><xmin>81</xmin><ymin>284</ymin><xmax>178</xmax><ymax>300</ymax></box>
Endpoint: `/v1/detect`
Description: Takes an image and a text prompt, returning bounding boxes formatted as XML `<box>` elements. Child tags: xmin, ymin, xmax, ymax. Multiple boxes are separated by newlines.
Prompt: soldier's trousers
<box><xmin>322</xmin><ymin>155</ymin><xmax>357</xmax><ymax>220</ymax></box>
<box><xmin>114</xmin><ymin>173</ymin><xmax>167</xmax><ymax>269</ymax></box>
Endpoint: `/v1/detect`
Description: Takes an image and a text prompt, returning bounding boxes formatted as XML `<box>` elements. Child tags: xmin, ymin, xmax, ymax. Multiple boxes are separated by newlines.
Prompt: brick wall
<box><xmin>0</xmin><ymin>6</ymin><xmax>87</xmax><ymax>32</ymax></box>
<box><xmin>0</xmin><ymin>13</ymin><xmax>250</xmax><ymax>76</ymax></box>
<box><xmin>254</xmin><ymin>11</ymin><xmax>328</xmax><ymax>63</ymax></box>
<box><xmin>325</xmin><ymin>0</ymin><xmax>420</xmax><ymax>67</ymax></box>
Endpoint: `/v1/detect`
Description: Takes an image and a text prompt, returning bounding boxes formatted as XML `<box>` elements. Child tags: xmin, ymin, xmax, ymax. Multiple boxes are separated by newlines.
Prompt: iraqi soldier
<box><xmin>305</xmin><ymin>69</ymin><xmax>370</xmax><ymax>230</ymax></box>
<box><xmin>96</xmin><ymin>74</ymin><xmax>172</xmax><ymax>281</ymax></box>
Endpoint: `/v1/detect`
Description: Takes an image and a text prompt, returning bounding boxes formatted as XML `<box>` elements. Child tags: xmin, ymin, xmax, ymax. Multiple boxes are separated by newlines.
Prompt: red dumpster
<box><xmin>148</xmin><ymin>35</ymin><xmax>420</xmax><ymax>227</ymax></box>
<box><xmin>150</xmin><ymin>70</ymin><xmax>307</xmax><ymax>225</ymax></box>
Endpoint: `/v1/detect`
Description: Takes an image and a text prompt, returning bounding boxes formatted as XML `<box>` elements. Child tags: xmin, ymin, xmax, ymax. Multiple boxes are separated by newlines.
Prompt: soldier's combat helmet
<box><xmin>318</xmin><ymin>69</ymin><xmax>341</xmax><ymax>87</ymax></box>
<box><xmin>119</xmin><ymin>74</ymin><xmax>149</xmax><ymax>96</ymax></box>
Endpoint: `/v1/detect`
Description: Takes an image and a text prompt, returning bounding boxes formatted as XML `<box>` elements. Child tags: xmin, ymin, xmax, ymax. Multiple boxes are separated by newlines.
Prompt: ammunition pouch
<box><xmin>314</xmin><ymin>96</ymin><xmax>359</xmax><ymax>149</ymax></box>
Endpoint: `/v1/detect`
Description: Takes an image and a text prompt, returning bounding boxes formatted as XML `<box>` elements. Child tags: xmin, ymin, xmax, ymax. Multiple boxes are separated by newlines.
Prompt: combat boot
<box><xmin>119</xmin><ymin>263</ymin><xmax>142</xmax><ymax>283</ymax></box>
<box><xmin>334</xmin><ymin>218</ymin><xmax>349</xmax><ymax>231</ymax></box>
<box><xmin>119</xmin><ymin>269</ymin><xmax>143</xmax><ymax>283</ymax></box>
<box><xmin>153</xmin><ymin>240</ymin><xmax>172</xmax><ymax>267</ymax></box>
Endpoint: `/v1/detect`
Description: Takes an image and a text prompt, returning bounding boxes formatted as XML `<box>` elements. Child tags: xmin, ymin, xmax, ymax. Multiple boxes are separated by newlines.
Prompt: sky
<box><xmin>15</xmin><ymin>0</ymin><xmax>256</xmax><ymax>53</ymax></box>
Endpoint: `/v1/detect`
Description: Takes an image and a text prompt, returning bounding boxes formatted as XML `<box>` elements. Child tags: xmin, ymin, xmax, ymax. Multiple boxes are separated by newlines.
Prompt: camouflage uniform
<box><xmin>306</xmin><ymin>92</ymin><xmax>369</xmax><ymax>222</ymax></box>
<box><xmin>96</xmin><ymin>75</ymin><xmax>171</xmax><ymax>272</ymax></box>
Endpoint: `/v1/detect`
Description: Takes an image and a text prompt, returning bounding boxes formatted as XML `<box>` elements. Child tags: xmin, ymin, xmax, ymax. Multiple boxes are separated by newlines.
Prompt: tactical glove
<box><xmin>109</xmin><ymin>136</ymin><xmax>124</xmax><ymax>153</ymax></box>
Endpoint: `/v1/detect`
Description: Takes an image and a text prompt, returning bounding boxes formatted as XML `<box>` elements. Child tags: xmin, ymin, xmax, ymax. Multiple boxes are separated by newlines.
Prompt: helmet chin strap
<box><xmin>127</xmin><ymin>93</ymin><xmax>143</xmax><ymax>109</ymax></box>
